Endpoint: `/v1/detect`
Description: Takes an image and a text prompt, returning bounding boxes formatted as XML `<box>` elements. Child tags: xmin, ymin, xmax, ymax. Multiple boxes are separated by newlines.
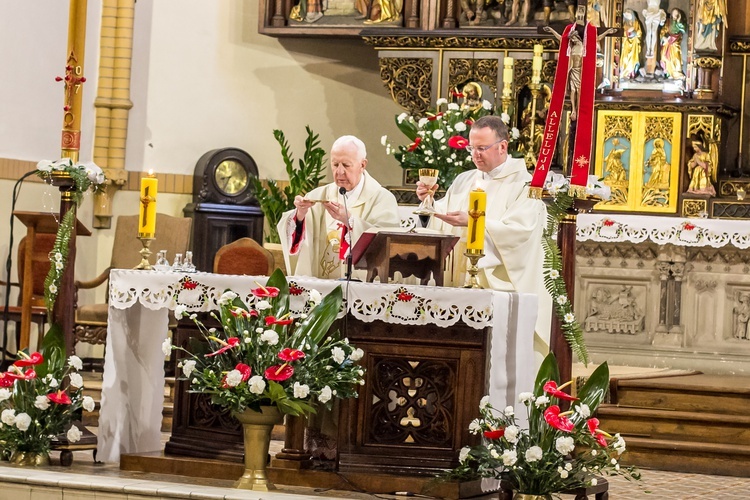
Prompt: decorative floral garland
<box><xmin>36</xmin><ymin>159</ymin><xmax>105</xmax><ymax>316</ymax></box>
<box><xmin>541</xmin><ymin>174</ymin><xmax>611</xmax><ymax>366</ymax></box>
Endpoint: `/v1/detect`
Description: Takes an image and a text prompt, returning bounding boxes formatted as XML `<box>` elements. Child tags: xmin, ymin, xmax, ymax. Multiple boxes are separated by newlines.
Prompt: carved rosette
<box><xmin>380</xmin><ymin>57</ymin><xmax>432</xmax><ymax>114</ymax></box>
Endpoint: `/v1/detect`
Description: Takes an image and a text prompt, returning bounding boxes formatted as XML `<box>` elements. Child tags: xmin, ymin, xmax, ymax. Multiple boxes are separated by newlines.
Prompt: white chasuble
<box><xmin>278</xmin><ymin>171</ymin><xmax>400</xmax><ymax>280</ymax></box>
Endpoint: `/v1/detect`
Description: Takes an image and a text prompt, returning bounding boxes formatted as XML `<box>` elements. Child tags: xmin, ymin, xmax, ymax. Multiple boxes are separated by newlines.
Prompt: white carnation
<box><xmin>15</xmin><ymin>413</ymin><xmax>31</xmax><ymax>431</ymax></box>
<box><xmin>448</xmin><ymin>102</ymin><xmax>460</xmax><ymax>111</ymax></box>
<box><xmin>556</xmin><ymin>436</ymin><xmax>575</xmax><ymax>455</ymax></box>
<box><xmin>504</xmin><ymin>405</ymin><xmax>514</xmax><ymax>416</ymax></box>
<box><xmin>174</xmin><ymin>304</ymin><xmax>188</xmax><ymax>318</ymax></box>
<box><xmin>82</xmin><ymin>396</ymin><xmax>96</xmax><ymax>412</ymax></box>
<box><xmin>182</xmin><ymin>359</ymin><xmax>197</xmax><ymax>378</ymax></box>
<box><xmin>397</xmin><ymin>112</ymin><xmax>408</xmax><ymax>124</ymax></box>
<box><xmin>458</xmin><ymin>446</ymin><xmax>471</xmax><ymax>463</ymax></box>
<box><xmin>432</xmin><ymin>129</ymin><xmax>445</xmax><ymax>140</ymax></box>
<box><xmin>69</xmin><ymin>372</ymin><xmax>84</xmax><ymax>389</ymax></box>
<box><xmin>502</xmin><ymin>449</ymin><xmax>517</xmax><ymax>466</ymax></box>
<box><xmin>218</xmin><ymin>291</ymin><xmax>238</xmax><ymax>305</ymax></box>
<box><xmin>161</xmin><ymin>337</ymin><xmax>172</xmax><ymax>356</ymax></box>
<box><xmin>479</xmin><ymin>395</ymin><xmax>490</xmax><ymax>409</ymax></box>
<box><xmin>318</xmin><ymin>386</ymin><xmax>333</xmax><ymax>404</ymax></box>
<box><xmin>504</xmin><ymin>425</ymin><xmax>519</xmax><ymax>444</ymax></box>
<box><xmin>482</xmin><ymin>100</ymin><xmax>492</xmax><ymax>110</ymax></box>
<box><xmin>454</xmin><ymin>122</ymin><xmax>467</xmax><ymax>132</ymax></box>
<box><xmin>68</xmin><ymin>355</ymin><xmax>83</xmax><ymax>371</ymax></box>
<box><xmin>225</xmin><ymin>370</ymin><xmax>243</xmax><ymax>387</ymax></box>
<box><xmin>248</xmin><ymin>375</ymin><xmax>266</xmax><ymax>394</ymax></box>
<box><xmin>1</xmin><ymin>409</ymin><xmax>16</xmax><ymax>425</ymax></box>
<box><xmin>349</xmin><ymin>348</ymin><xmax>364</xmax><ymax>361</ymax></box>
<box><xmin>35</xmin><ymin>395</ymin><xmax>50</xmax><ymax>410</ymax></box>
<box><xmin>525</xmin><ymin>446</ymin><xmax>543</xmax><ymax>462</ymax></box>
<box><xmin>518</xmin><ymin>392</ymin><xmax>534</xmax><ymax>403</ymax></box>
<box><xmin>293</xmin><ymin>382</ymin><xmax>310</xmax><ymax>398</ymax></box>
<box><xmin>255</xmin><ymin>300</ymin><xmax>271</xmax><ymax>311</ymax></box>
<box><xmin>381</xmin><ymin>135</ymin><xmax>388</xmax><ymax>146</ymax></box>
<box><xmin>0</xmin><ymin>388</ymin><xmax>11</xmax><ymax>402</ymax></box>
<box><xmin>490</xmin><ymin>448</ymin><xmax>500</xmax><ymax>459</ymax></box>
<box><xmin>577</xmin><ymin>403</ymin><xmax>591</xmax><ymax>418</ymax></box>
<box><xmin>309</xmin><ymin>289</ymin><xmax>322</xmax><ymax>305</ymax></box>
<box><xmin>332</xmin><ymin>346</ymin><xmax>346</xmax><ymax>364</ymax></box>
<box><xmin>418</xmin><ymin>117</ymin><xmax>429</xmax><ymax>128</ymax></box>
<box><xmin>436</xmin><ymin>97</ymin><xmax>448</xmax><ymax>106</ymax></box>
<box><xmin>261</xmin><ymin>329</ymin><xmax>279</xmax><ymax>346</ymax></box>
<box><xmin>67</xmin><ymin>424</ymin><xmax>82</xmax><ymax>443</ymax></box>
<box><xmin>469</xmin><ymin>419</ymin><xmax>482</xmax><ymax>435</ymax></box>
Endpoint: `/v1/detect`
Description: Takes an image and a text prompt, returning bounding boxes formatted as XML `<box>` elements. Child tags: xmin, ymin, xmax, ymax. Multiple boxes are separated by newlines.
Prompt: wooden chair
<box><xmin>213</xmin><ymin>237</ymin><xmax>274</xmax><ymax>276</ymax></box>
<box><xmin>0</xmin><ymin>234</ymin><xmax>55</xmax><ymax>352</ymax></box>
<box><xmin>74</xmin><ymin>213</ymin><xmax>193</xmax><ymax>352</ymax></box>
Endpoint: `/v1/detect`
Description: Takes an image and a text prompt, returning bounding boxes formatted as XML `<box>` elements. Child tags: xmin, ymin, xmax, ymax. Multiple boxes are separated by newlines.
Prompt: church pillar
<box><xmin>669</xmin><ymin>262</ymin><xmax>686</xmax><ymax>334</ymax></box>
<box><xmin>655</xmin><ymin>260</ymin><xmax>670</xmax><ymax>333</ymax></box>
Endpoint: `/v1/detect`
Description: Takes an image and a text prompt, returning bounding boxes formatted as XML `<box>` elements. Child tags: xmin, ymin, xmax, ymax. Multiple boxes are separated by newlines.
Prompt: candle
<box><xmin>139</xmin><ymin>170</ymin><xmax>158</xmax><ymax>236</ymax></box>
<box><xmin>467</xmin><ymin>188</ymin><xmax>486</xmax><ymax>252</ymax></box>
<box><xmin>532</xmin><ymin>45</ymin><xmax>543</xmax><ymax>84</ymax></box>
<box><xmin>503</xmin><ymin>57</ymin><xmax>514</xmax><ymax>87</ymax></box>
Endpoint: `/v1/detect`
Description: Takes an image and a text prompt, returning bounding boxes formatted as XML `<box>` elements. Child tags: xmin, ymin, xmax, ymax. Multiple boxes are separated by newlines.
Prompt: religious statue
<box><xmin>602</xmin><ymin>139</ymin><xmax>627</xmax><ymax>185</ymax></box>
<box><xmin>461</xmin><ymin>81</ymin><xmax>483</xmax><ymax>111</ymax></box>
<box><xmin>518</xmin><ymin>85</ymin><xmax>551</xmax><ymax>168</ymax></box>
<box><xmin>734</xmin><ymin>293</ymin><xmax>750</xmax><ymax>340</ymax></box>
<box><xmin>290</xmin><ymin>0</ymin><xmax>325</xmax><ymax>23</ymax></box>
<box><xmin>460</xmin><ymin>0</ymin><xmax>504</xmax><ymax>25</ymax></box>
<box><xmin>584</xmin><ymin>285</ymin><xmax>645</xmax><ymax>334</ymax></box>
<box><xmin>686</xmin><ymin>139</ymin><xmax>717</xmax><ymax>196</ymax></box>
<box><xmin>695</xmin><ymin>0</ymin><xmax>728</xmax><ymax>51</ymax></box>
<box><xmin>644</xmin><ymin>138</ymin><xmax>670</xmax><ymax>189</ymax></box>
<box><xmin>621</xmin><ymin>9</ymin><xmax>643</xmax><ymax>81</ymax></box>
<box><xmin>660</xmin><ymin>9</ymin><xmax>687</xmax><ymax>80</ymax></box>
<box><xmin>358</xmin><ymin>0</ymin><xmax>403</xmax><ymax>23</ymax></box>
<box><xmin>642</xmin><ymin>0</ymin><xmax>666</xmax><ymax>59</ymax></box>
<box><xmin>586</xmin><ymin>0</ymin><xmax>607</xmax><ymax>27</ymax></box>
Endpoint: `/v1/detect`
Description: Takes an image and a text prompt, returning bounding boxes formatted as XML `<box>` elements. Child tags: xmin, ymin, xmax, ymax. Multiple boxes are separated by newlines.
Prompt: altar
<box><xmin>98</xmin><ymin>270</ymin><xmax>538</xmax><ymax>466</ymax></box>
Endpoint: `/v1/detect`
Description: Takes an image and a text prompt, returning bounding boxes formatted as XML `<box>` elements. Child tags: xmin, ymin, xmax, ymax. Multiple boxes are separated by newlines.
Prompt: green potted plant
<box><xmin>250</xmin><ymin>126</ymin><xmax>327</xmax><ymax>246</ymax></box>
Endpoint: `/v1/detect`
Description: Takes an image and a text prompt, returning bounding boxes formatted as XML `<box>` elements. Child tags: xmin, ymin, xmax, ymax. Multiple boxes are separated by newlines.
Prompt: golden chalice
<box><xmin>415</xmin><ymin>168</ymin><xmax>439</xmax><ymax>227</ymax></box>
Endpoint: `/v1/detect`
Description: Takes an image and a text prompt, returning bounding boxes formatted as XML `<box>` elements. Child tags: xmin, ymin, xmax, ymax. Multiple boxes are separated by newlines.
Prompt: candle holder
<box><xmin>463</xmin><ymin>248</ymin><xmax>485</xmax><ymax>289</ymax></box>
<box><xmin>135</xmin><ymin>233</ymin><xmax>154</xmax><ymax>270</ymax></box>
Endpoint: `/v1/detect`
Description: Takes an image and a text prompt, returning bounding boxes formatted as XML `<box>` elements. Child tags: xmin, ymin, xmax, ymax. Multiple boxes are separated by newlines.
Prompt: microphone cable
<box><xmin>2</xmin><ymin>169</ymin><xmax>40</xmax><ymax>361</ymax></box>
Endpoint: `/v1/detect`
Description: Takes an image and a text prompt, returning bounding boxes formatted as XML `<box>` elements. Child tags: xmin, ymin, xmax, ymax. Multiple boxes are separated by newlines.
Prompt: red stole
<box><xmin>530</xmin><ymin>22</ymin><xmax>598</xmax><ymax>198</ymax></box>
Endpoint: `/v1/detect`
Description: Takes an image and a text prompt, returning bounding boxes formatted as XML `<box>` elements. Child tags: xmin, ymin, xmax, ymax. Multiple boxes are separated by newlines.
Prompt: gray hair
<box><xmin>332</xmin><ymin>135</ymin><xmax>367</xmax><ymax>160</ymax></box>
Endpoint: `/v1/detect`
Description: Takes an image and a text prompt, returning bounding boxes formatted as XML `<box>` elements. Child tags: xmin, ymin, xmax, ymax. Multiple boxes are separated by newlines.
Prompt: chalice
<box><xmin>415</xmin><ymin>168</ymin><xmax>439</xmax><ymax>228</ymax></box>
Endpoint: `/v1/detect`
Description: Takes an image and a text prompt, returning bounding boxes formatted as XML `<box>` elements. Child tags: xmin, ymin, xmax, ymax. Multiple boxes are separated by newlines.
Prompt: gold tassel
<box><xmin>568</xmin><ymin>185</ymin><xmax>587</xmax><ymax>198</ymax></box>
<box><xmin>528</xmin><ymin>186</ymin><xmax>543</xmax><ymax>199</ymax></box>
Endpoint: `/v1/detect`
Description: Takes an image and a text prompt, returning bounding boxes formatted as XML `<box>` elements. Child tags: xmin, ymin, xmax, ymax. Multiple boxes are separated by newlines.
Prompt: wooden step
<box><xmin>597</xmin><ymin>405</ymin><xmax>750</xmax><ymax>446</ymax></box>
<box><xmin>617</xmin><ymin>437</ymin><xmax>750</xmax><ymax>477</ymax></box>
<box><xmin>612</xmin><ymin>374</ymin><xmax>750</xmax><ymax>416</ymax></box>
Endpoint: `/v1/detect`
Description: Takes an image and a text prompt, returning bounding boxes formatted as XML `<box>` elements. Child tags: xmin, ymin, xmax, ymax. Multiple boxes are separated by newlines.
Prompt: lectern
<box><xmin>12</xmin><ymin>211</ymin><xmax>90</xmax><ymax>349</ymax></box>
<box><xmin>352</xmin><ymin>230</ymin><xmax>459</xmax><ymax>286</ymax></box>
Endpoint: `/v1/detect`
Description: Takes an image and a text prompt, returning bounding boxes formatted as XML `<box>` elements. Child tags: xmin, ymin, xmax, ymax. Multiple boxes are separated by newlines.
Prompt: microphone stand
<box><xmin>338</xmin><ymin>186</ymin><xmax>361</xmax><ymax>283</ymax></box>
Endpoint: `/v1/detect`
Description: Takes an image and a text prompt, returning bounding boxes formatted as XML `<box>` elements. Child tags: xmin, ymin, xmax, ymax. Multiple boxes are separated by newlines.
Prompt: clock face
<box><xmin>214</xmin><ymin>160</ymin><xmax>249</xmax><ymax>196</ymax></box>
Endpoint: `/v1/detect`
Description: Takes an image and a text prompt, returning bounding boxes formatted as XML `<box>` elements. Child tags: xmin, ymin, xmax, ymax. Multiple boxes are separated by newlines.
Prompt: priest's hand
<box><xmin>434</xmin><ymin>211</ymin><xmax>468</xmax><ymax>227</ymax></box>
<box><xmin>416</xmin><ymin>181</ymin><xmax>439</xmax><ymax>202</ymax></box>
<box><xmin>294</xmin><ymin>195</ymin><xmax>315</xmax><ymax>221</ymax></box>
<box><xmin>322</xmin><ymin>201</ymin><xmax>349</xmax><ymax>225</ymax></box>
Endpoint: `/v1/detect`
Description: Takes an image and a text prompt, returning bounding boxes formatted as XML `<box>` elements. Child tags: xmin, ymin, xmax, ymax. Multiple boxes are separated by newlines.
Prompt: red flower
<box><xmin>587</xmin><ymin>418</ymin><xmax>609</xmax><ymax>447</ymax></box>
<box><xmin>278</xmin><ymin>348</ymin><xmax>305</xmax><ymax>362</ymax></box>
<box><xmin>265</xmin><ymin>316</ymin><xmax>294</xmax><ymax>326</ymax></box>
<box><xmin>397</xmin><ymin>292</ymin><xmax>414</xmax><ymax>302</ymax></box>
<box><xmin>183</xmin><ymin>280</ymin><xmax>198</xmax><ymax>290</ymax></box>
<box><xmin>0</xmin><ymin>374</ymin><xmax>13</xmax><ymax>387</ymax></box>
<box><xmin>483</xmin><ymin>428</ymin><xmax>505</xmax><ymax>439</ymax></box>
<box><xmin>448</xmin><ymin>136</ymin><xmax>469</xmax><ymax>149</ymax></box>
<box><xmin>235</xmin><ymin>363</ymin><xmax>252</xmax><ymax>381</ymax></box>
<box><xmin>48</xmin><ymin>390</ymin><xmax>72</xmax><ymax>405</ymax></box>
<box><xmin>289</xmin><ymin>285</ymin><xmax>305</xmax><ymax>296</ymax></box>
<box><xmin>6</xmin><ymin>368</ymin><xmax>36</xmax><ymax>381</ymax></box>
<box><xmin>252</xmin><ymin>286</ymin><xmax>280</xmax><ymax>298</ymax></box>
<box><xmin>465</xmin><ymin>119</ymin><xmax>474</xmax><ymax>126</ymax></box>
<box><xmin>407</xmin><ymin>137</ymin><xmax>422</xmax><ymax>152</ymax></box>
<box><xmin>264</xmin><ymin>364</ymin><xmax>294</xmax><ymax>381</ymax></box>
<box><xmin>543</xmin><ymin>380</ymin><xmax>579</xmax><ymax>401</ymax></box>
<box><xmin>602</xmin><ymin>219</ymin><xmax>615</xmax><ymax>227</ymax></box>
<box><xmin>205</xmin><ymin>337</ymin><xmax>240</xmax><ymax>357</ymax></box>
<box><xmin>427</xmin><ymin>112</ymin><xmax>444</xmax><ymax>121</ymax></box>
<box><xmin>14</xmin><ymin>351</ymin><xmax>44</xmax><ymax>367</ymax></box>
<box><xmin>544</xmin><ymin>405</ymin><xmax>574</xmax><ymax>432</ymax></box>
<box><xmin>684</xmin><ymin>223</ymin><xmax>696</xmax><ymax>231</ymax></box>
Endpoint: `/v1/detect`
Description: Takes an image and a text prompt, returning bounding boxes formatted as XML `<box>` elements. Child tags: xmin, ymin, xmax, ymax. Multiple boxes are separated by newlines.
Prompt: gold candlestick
<box><xmin>463</xmin><ymin>248</ymin><xmax>485</xmax><ymax>289</ymax></box>
<box><xmin>135</xmin><ymin>233</ymin><xmax>154</xmax><ymax>270</ymax></box>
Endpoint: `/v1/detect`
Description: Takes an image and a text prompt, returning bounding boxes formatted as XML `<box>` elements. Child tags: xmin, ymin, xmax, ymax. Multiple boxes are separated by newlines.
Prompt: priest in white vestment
<box><xmin>417</xmin><ymin>115</ymin><xmax>552</xmax><ymax>357</ymax></box>
<box><xmin>278</xmin><ymin>135</ymin><xmax>401</xmax><ymax>280</ymax></box>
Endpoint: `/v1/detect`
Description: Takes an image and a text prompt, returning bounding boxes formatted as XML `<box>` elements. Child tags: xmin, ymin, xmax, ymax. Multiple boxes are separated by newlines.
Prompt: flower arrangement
<box><xmin>36</xmin><ymin>158</ymin><xmax>106</xmax><ymax>315</ymax></box>
<box><xmin>168</xmin><ymin>269</ymin><xmax>365</xmax><ymax>416</ymax></box>
<box><xmin>541</xmin><ymin>173</ymin><xmax>611</xmax><ymax>365</ymax></box>
<box><xmin>382</xmin><ymin>97</ymin><xmax>520</xmax><ymax>187</ymax></box>
<box><xmin>447</xmin><ymin>353</ymin><xmax>640</xmax><ymax>496</ymax></box>
<box><xmin>0</xmin><ymin>326</ymin><xmax>94</xmax><ymax>463</ymax></box>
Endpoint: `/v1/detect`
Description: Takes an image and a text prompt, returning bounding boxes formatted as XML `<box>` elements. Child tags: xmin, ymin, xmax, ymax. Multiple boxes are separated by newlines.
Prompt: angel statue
<box><xmin>686</xmin><ymin>138</ymin><xmax>717</xmax><ymax>196</ymax></box>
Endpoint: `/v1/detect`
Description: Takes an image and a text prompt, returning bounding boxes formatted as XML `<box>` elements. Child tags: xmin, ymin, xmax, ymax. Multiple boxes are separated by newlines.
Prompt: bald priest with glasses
<box><xmin>416</xmin><ymin>115</ymin><xmax>552</xmax><ymax>356</ymax></box>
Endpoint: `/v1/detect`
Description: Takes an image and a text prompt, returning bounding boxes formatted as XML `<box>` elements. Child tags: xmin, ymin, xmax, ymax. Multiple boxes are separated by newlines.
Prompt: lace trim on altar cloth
<box><xmin>108</xmin><ymin>270</ymin><xmax>495</xmax><ymax>329</ymax></box>
<box><xmin>577</xmin><ymin>214</ymin><xmax>750</xmax><ymax>249</ymax></box>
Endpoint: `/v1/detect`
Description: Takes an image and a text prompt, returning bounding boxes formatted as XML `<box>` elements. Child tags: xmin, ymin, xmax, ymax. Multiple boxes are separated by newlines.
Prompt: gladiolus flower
<box><xmin>205</xmin><ymin>337</ymin><xmax>240</xmax><ymax>357</ymax></box>
<box><xmin>483</xmin><ymin>428</ymin><xmax>505</xmax><ymax>440</ymax></box>
<box><xmin>278</xmin><ymin>348</ymin><xmax>305</xmax><ymax>362</ymax></box>
<box><xmin>251</xmin><ymin>284</ymin><xmax>280</xmax><ymax>298</ymax></box>
<box><xmin>265</xmin><ymin>315</ymin><xmax>293</xmax><ymax>326</ymax></box>
<box><xmin>48</xmin><ymin>390</ymin><xmax>72</xmax><ymax>405</ymax></box>
<box><xmin>264</xmin><ymin>364</ymin><xmax>294</xmax><ymax>381</ymax></box>
<box><xmin>587</xmin><ymin>418</ymin><xmax>610</xmax><ymax>447</ymax></box>
<box><xmin>14</xmin><ymin>351</ymin><xmax>43</xmax><ymax>367</ymax></box>
<box><xmin>543</xmin><ymin>380</ymin><xmax>579</xmax><ymax>401</ymax></box>
<box><xmin>544</xmin><ymin>405</ymin><xmax>575</xmax><ymax>432</ymax></box>
<box><xmin>448</xmin><ymin>136</ymin><xmax>469</xmax><ymax>149</ymax></box>
<box><xmin>407</xmin><ymin>137</ymin><xmax>422</xmax><ymax>152</ymax></box>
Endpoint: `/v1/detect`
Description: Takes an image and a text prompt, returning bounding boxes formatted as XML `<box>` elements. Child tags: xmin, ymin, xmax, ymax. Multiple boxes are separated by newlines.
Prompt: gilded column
<box><xmin>92</xmin><ymin>0</ymin><xmax>134</xmax><ymax>228</ymax></box>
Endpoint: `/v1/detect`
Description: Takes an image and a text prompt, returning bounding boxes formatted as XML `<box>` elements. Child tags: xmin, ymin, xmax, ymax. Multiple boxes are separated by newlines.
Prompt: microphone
<box><xmin>338</xmin><ymin>186</ymin><xmax>358</xmax><ymax>282</ymax></box>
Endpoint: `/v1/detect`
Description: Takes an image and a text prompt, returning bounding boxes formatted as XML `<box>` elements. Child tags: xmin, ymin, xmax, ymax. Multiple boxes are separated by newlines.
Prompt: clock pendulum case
<box><xmin>183</xmin><ymin>147</ymin><xmax>264</xmax><ymax>272</ymax></box>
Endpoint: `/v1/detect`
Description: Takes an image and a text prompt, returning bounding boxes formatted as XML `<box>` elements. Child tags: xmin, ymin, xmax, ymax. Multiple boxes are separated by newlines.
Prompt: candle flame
<box><xmin>147</xmin><ymin>169</ymin><xmax>155</xmax><ymax>178</ymax></box>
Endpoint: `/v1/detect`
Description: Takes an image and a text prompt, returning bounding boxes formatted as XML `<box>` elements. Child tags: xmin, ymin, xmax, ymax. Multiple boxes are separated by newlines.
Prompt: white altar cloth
<box><xmin>577</xmin><ymin>213</ymin><xmax>750</xmax><ymax>249</ymax></box>
<box><xmin>98</xmin><ymin>269</ymin><xmax>537</xmax><ymax>463</ymax></box>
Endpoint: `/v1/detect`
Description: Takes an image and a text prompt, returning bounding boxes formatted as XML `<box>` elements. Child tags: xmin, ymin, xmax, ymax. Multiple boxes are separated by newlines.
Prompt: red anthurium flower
<box><xmin>407</xmin><ymin>137</ymin><xmax>422</xmax><ymax>152</ymax></box>
<box><xmin>543</xmin><ymin>380</ymin><xmax>579</xmax><ymax>401</ymax></box>
<box><xmin>278</xmin><ymin>348</ymin><xmax>305</xmax><ymax>362</ymax></box>
<box><xmin>448</xmin><ymin>136</ymin><xmax>469</xmax><ymax>149</ymax></box>
<box><xmin>48</xmin><ymin>390</ymin><xmax>72</xmax><ymax>405</ymax></box>
<box><xmin>264</xmin><ymin>364</ymin><xmax>294</xmax><ymax>381</ymax></box>
<box><xmin>544</xmin><ymin>405</ymin><xmax>574</xmax><ymax>432</ymax></box>
<box><xmin>587</xmin><ymin>418</ymin><xmax>609</xmax><ymax>447</ymax></box>
<box><xmin>183</xmin><ymin>280</ymin><xmax>198</xmax><ymax>290</ymax></box>
<box><xmin>265</xmin><ymin>316</ymin><xmax>294</xmax><ymax>326</ymax></box>
<box><xmin>235</xmin><ymin>363</ymin><xmax>252</xmax><ymax>381</ymax></box>
<box><xmin>205</xmin><ymin>337</ymin><xmax>240</xmax><ymax>357</ymax></box>
<box><xmin>397</xmin><ymin>292</ymin><xmax>414</xmax><ymax>302</ymax></box>
<box><xmin>427</xmin><ymin>112</ymin><xmax>444</xmax><ymax>121</ymax></box>
<box><xmin>483</xmin><ymin>428</ymin><xmax>505</xmax><ymax>440</ymax></box>
<box><xmin>465</xmin><ymin>119</ymin><xmax>474</xmax><ymax>126</ymax></box>
<box><xmin>14</xmin><ymin>351</ymin><xmax>44</xmax><ymax>367</ymax></box>
<box><xmin>6</xmin><ymin>368</ymin><xmax>36</xmax><ymax>381</ymax></box>
<box><xmin>0</xmin><ymin>374</ymin><xmax>13</xmax><ymax>387</ymax></box>
<box><xmin>289</xmin><ymin>285</ymin><xmax>305</xmax><ymax>296</ymax></box>
<box><xmin>251</xmin><ymin>285</ymin><xmax>280</xmax><ymax>298</ymax></box>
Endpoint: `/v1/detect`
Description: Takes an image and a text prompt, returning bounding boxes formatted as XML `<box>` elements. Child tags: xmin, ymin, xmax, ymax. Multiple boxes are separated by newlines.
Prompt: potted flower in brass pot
<box><xmin>169</xmin><ymin>269</ymin><xmax>364</xmax><ymax>491</ymax></box>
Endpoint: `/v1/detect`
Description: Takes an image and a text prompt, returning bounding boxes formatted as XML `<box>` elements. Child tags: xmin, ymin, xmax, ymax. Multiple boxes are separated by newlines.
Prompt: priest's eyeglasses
<box><xmin>466</xmin><ymin>139</ymin><xmax>504</xmax><ymax>154</ymax></box>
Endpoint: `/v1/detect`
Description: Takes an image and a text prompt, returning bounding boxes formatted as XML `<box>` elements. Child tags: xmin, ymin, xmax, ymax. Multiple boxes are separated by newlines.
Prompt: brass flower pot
<box><xmin>512</xmin><ymin>493</ymin><xmax>553</xmax><ymax>500</ymax></box>
<box><xmin>233</xmin><ymin>406</ymin><xmax>283</xmax><ymax>491</ymax></box>
<box><xmin>10</xmin><ymin>450</ymin><xmax>51</xmax><ymax>466</ymax></box>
